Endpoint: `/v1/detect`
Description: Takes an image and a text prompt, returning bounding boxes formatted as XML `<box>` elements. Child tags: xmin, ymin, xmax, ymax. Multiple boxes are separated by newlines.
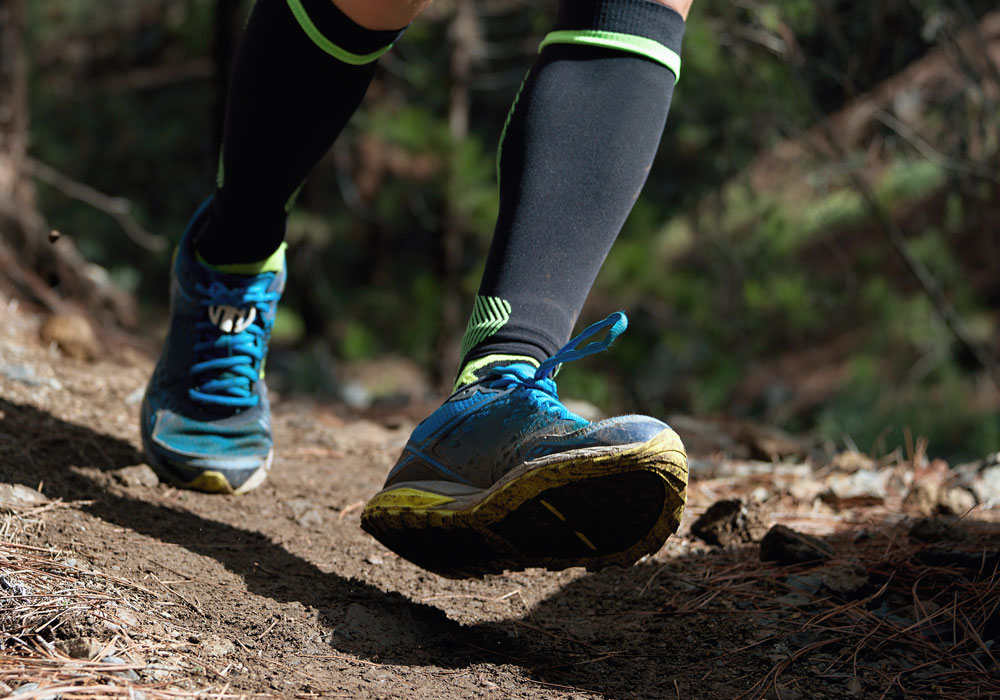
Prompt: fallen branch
<box><xmin>23</xmin><ymin>157</ymin><xmax>166</xmax><ymax>252</ymax></box>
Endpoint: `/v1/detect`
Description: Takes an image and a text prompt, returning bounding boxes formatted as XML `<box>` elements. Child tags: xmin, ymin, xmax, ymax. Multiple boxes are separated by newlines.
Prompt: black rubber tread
<box><xmin>361</xmin><ymin>431</ymin><xmax>688</xmax><ymax>578</ymax></box>
<box><xmin>491</xmin><ymin>470</ymin><xmax>666</xmax><ymax>559</ymax></box>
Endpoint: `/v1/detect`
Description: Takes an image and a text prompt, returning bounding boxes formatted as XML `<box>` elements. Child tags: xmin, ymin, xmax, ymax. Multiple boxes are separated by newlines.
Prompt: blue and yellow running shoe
<box><xmin>361</xmin><ymin>312</ymin><xmax>688</xmax><ymax>577</ymax></box>
<box><xmin>140</xmin><ymin>200</ymin><xmax>286</xmax><ymax>494</ymax></box>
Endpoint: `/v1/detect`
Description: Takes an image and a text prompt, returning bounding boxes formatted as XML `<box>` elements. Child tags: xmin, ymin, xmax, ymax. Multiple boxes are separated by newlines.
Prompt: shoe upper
<box><xmin>142</xmin><ymin>200</ymin><xmax>285</xmax><ymax>471</ymax></box>
<box><xmin>384</xmin><ymin>313</ymin><xmax>669</xmax><ymax>490</ymax></box>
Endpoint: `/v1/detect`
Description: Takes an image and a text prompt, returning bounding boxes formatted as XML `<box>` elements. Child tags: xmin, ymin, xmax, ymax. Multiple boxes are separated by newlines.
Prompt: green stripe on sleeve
<box><xmin>539</xmin><ymin>30</ymin><xmax>681</xmax><ymax>82</ymax></box>
<box><xmin>496</xmin><ymin>71</ymin><xmax>530</xmax><ymax>187</ymax></box>
<box><xmin>286</xmin><ymin>0</ymin><xmax>394</xmax><ymax>65</ymax></box>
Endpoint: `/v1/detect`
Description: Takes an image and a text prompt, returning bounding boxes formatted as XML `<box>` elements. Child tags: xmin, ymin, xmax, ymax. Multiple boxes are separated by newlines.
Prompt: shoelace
<box><xmin>482</xmin><ymin>311</ymin><xmax>629</xmax><ymax>412</ymax></box>
<box><xmin>189</xmin><ymin>277</ymin><xmax>280</xmax><ymax>407</ymax></box>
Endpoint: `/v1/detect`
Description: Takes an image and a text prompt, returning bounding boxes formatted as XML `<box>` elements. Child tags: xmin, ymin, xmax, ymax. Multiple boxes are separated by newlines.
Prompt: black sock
<box><xmin>458</xmin><ymin>0</ymin><xmax>685</xmax><ymax>370</ymax></box>
<box><xmin>196</xmin><ymin>0</ymin><xmax>403</xmax><ymax>266</ymax></box>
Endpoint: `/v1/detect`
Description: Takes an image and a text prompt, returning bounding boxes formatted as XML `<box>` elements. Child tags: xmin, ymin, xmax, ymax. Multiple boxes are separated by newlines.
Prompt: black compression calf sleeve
<box><xmin>458</xmin><ymin>0</ymin><xmax>684</xmax><ymax>375</ymax></box>
<box><xmin>196</xmin><ymin>0</ymin><xmax>402</xmax><ymax>266</ymax></box>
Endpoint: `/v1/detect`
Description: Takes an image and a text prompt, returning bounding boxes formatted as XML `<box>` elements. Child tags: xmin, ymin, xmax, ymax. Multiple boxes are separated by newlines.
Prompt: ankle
<box><xmin>454</xmin><ymin>354</ymin><xmax>540</xmax><ymax>392</ymax></box>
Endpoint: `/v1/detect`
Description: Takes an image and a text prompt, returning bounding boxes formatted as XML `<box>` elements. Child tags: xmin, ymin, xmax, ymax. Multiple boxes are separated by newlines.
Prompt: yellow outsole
<box><xmin>361</xmin><ymin>428</ymin><xmax>688</xmax><ymax>578</ymax></box>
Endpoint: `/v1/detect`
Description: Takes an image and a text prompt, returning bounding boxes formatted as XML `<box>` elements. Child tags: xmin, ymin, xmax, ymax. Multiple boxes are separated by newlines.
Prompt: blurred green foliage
<box><xmin>21</xmin><ymin>0</ymin><xmax>1000</xmax><ymax>460</ymax></box>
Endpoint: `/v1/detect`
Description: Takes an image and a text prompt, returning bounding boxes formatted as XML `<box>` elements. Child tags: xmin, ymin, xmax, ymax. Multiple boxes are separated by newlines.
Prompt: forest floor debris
<box><xmin>2</xmin><ymin>299</ymin><xmax>1000</xmax><ymax>699</ymax></box>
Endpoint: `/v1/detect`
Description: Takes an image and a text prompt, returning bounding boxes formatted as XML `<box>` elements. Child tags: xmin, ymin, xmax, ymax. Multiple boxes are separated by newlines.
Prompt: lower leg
<box><xmin>197</xmin><ymin>0</ymin><xmax>430</xmax><ymax>266</ymax></box>
<box><xmin>456</xmin><ymin>0</ymin><xmax>686</xmax><ymax>383</ymax></box>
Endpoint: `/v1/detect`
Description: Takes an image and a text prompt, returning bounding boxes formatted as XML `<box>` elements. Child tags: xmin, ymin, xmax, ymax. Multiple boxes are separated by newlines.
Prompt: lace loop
<box><xmin>535</xmin><ymin>311</ymin><xmax>628</xmax><ymax>379</ymax></box>
<box><xmin>480</xmin><ymin>312</ymin><xmax>629</xmax><ymax>413</ymax></box>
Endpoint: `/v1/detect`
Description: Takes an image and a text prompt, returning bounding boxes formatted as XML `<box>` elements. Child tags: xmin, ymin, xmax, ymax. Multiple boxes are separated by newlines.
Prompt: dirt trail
<box><xmin>2</xmin><ymin>303</ymin><xmax>999</xmax><ymax>700</ymax></box>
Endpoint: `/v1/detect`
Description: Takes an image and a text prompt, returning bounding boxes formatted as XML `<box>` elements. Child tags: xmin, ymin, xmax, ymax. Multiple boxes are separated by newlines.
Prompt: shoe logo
<box><xmin>208</xmin><ymin>305</ymin><xmax>256</xmax><ymax>334</ymax></box>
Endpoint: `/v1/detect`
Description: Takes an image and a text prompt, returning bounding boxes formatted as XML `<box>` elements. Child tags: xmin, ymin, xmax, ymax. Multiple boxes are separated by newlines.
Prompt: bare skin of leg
<box><xmin>332</xmin><ymin>0</ymin><xmax>435</xmax><ymax>30</ymax></box>
<box><xmin>654</xmin><ymin>0</ymin><xmax>693</xmax><ymax>20</ymax></box>
<box><xmin>333</xmin><ymin>0</ymin><xmax>693</xmax><ymax>32</ymax></box>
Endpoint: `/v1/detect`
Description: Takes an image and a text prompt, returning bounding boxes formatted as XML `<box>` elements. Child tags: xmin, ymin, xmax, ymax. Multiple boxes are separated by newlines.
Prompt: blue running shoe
<box><xmin>361</xmin><ymin>312</ymin><xmax>688</xmax><ymax>577</ymax></box>
<box><xmin>141</xmin><ymin>200</ymin><xmax>286</xmax><ymax>494</ymax></box>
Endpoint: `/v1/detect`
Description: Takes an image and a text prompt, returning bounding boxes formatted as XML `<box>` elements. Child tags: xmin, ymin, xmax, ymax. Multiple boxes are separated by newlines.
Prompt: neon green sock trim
<box><xmin>197</xmin><ymin>242</ymin><xmax>287</xmax><ymax>275</ymax></box>
<box><xmin>454</xmin><ymin>354</ymin><xmax>540</xmax><ymax>392</ymax></box>
<box><xmin>460</xmin><ymin>295</ymin><xmax>512</xmax><ymax>359</ymax></box>
<box><xmin>286</xmin><ymin>0</ymin><xmax>395</xmax><ymax>65</ymax></box>
<box><xmin>539</xmin><ymin>30</ymin><xmax>681</xmax><ymax>82</ymax></box>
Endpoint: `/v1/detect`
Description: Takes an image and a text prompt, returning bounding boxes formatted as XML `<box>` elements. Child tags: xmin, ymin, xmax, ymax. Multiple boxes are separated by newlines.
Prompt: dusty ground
<box><xmin>2</xmin><ymin>301</ymin><xmax>1000</xmax><ymax>700</ymax></box>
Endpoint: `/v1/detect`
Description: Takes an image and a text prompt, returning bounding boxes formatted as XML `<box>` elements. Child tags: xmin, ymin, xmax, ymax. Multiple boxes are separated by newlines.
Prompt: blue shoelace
<box><xmin>482</xmin><ymin>311</ymin><xmax>629</xmax><ymax>414</ymax></box>
<box><xmin>189</xmin><ymin>277</ymin><xmax>280</xmax><ymax>408</ymax></box>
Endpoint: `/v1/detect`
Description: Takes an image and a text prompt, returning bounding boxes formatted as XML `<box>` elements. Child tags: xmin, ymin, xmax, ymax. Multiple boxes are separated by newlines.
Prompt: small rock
<box><xmin>40</xmin><ymin>313</ymin><xmax>101</xmax><ymax>361</ymax></box>
<box><xmin>908</xmin><ymin>517</ymin><xmax>970</xmax><ymax>543</ymax></box>
<box><xmin>284</xmin><ymin>497</ymin><xmax>314</xmax><ymax>519</ymax></box>
<box><xmin>775</xmin><ymin>591</ymin><xmax>812</xmax><ymax>606</ymax></box>
<box><xmin>0</xmin><ymin>483</ymin><xmax>46</xmax><ymax>505</ymax></box>
<box><xmin>829</xmin><ymin>451</ymin><xmax>877</xmax><ymax>473</ymax></box>
<box><xmin>58</xmin><ymin>636</ymin><xmax>104</xmax><ymax>659</ymax></box>
<box><xmin>785</xmin><ymin>573</ymin><xmax>822</xmax><ymax>593</ymax></box>
<box><xmin>0</xmin><ymin>362</ymin><xmax>63</xmax><ymax>390</ymax></box>
<box><xmin>760</xmin><ymin>524</ymin><xmax>833</xmax><ymax>564</ymax></box>
<box><xmin>200</xmin><ymin>635</ymin><xmax>236</xmax><ymax>658</ymax></box>
<box><xmin>846</xmin><ymin>676</ymin><xmax>863</xmax><ymax>696</ymax></box>
<box><xmin>787</xmin><ymin>478</ymin><xmax>825</xmax><ymax>503</ymax></box>
<box><xmin>691</xmin><ymin>499</ymin><xmax>769</xmax><ymax>546</ymax></box>
<box><xmin>297</xmin><ymin>508</ymin><xmax>324</xmax><ymax>529</ymax></box>
<box><xmin>903</xmin><ymin>481</ymin><xmax>939</xmax><ymax>516</ymax></box>
<box><xmin>916</xmin><ymin>546</ymin><xmax>1000</xmax><ymax>571</ymax></box>
<box><xmin>972</xmin><ymin>458</ymin><xmax>1000</xmax><ymax>506</ymax></box>
<box><xmin>0</xmin><ymin>574</ymin><xmax>32</xmax><ymax>597</ymax></box>
<box><xmin>112</xmin><ymin>465</ymin><xmax>160</xmax><ymax>489</ymax></box>
<box><xmin>818</xmin><ymin>562</ymin><xmax>869</xmax><ymax>598</ymax></box>
<box><xmin>11</xmin><ymin>682</ymin><xmax>57</xmax><ymax>699</ymax></box>
<box><xmin>750</xmin><ymin>486</ymin><xmax>771</xmax><ymax>503</ymax></box>
<box><xmin>116</xmin><ymin>609</ymin><xmax>139</xmax><ymax>627</ymax></box>
<box><xmin>938</xmin><ymin>487</ymin><xmax>976</xmax><ymax>516</ymax></box>
<box><xmin>771</xmin><ymin>686</ymin><xmax>801</xmax><ymax>700</ymax></box>
<box><xmin>825</xmin><ymin>468</ymin><xmax>889</xmax><ymax>503</ymax></box>
<box><xmin>366</xmin><ymin>554</ymin><xmax>384</xmax><ymax>566</ymax></box>
<box><xmin>102</xmin><ymin>655</ymin><xmax>140</xmax><ymax>681</ymax></box>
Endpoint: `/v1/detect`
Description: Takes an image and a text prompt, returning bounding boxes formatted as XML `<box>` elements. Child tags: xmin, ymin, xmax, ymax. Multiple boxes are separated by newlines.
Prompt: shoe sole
<box><xmin>141</xmin><ymin>432</ymin><xmax>272</xmax><ymax>495</ymax></box>
<box><xmin>144</xmin><ymin>450</ymin><xmax>272</xmax><ymax>495</ymax></box>
<box><xmin>360</xmin><ymin>427</ymin><xmax>687</xmax><ymax>578</ymax></box>
<box><xmin>140</xmin><ymin>399</ymin><xmax>273</xmax><ymax>495</ymax></box>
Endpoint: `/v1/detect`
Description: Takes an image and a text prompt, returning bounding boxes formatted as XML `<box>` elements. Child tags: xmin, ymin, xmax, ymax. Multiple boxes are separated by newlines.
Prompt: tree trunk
<box><xmin>0</xmin><ymin>0</ymin><xmax>33</xmax><ymax>214</ymax></box>
<box><xmin>0</xmin><ymin>0</ymin><xmax>137</xmax><ymax>327</ymax></box>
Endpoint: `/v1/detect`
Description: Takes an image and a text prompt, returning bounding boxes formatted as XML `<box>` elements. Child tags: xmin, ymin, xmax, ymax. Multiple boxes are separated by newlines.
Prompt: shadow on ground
<box><xmin>3</xmin><ymin>398</ymin><xmax>999</xmax><ymax>699</ymax></box>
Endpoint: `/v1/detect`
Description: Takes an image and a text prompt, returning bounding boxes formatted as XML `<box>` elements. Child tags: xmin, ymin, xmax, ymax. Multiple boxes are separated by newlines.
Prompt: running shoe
<box><xmin>141</xmin><ymin>200</ymin><xmax>285</xmax><ymax>494</ymax></box>
<box><xmin>361</xmin><ymin>312</ymin><xmax>688</xmax><ymax>577</ymax></box>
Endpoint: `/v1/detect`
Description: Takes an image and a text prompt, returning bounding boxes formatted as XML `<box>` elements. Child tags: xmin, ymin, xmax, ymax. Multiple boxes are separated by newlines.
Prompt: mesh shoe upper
<box><xmin>384</xmin><ymin>312</ymin><xmax>669</xmax><ymax>490</ymax></box>
<box><xmin>141</xmin><ymin>200</ymin><xmax>285</xmax><ymax>478</ymax></box>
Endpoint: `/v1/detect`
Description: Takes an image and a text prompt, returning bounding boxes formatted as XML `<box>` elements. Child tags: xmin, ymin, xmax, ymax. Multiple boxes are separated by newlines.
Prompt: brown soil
<box><xmin>2</xmin><ymin>302</ymin><xmax>999</xmax><ymax>700</ymax></box>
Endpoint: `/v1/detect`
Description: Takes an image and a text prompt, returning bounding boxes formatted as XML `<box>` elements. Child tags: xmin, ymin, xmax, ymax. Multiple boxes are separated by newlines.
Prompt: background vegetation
<box><xmin>14</xmin><ymin>0</ymin><xmax>1000</xmax><ymax>460</ymax></box>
